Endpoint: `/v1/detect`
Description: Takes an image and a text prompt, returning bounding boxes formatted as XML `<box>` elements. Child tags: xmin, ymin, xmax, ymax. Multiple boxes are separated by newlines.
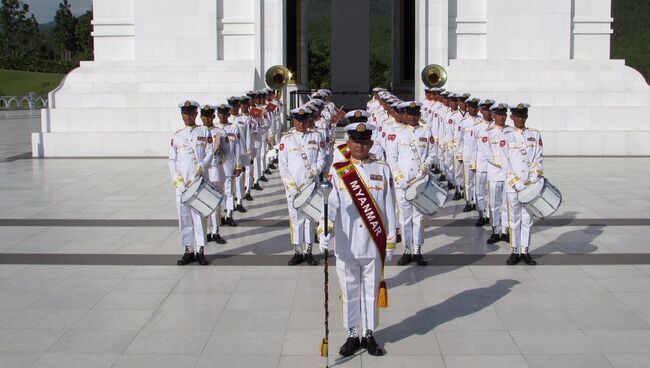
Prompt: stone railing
<box><xmin>0</xmin><ymin>93</ymin><xmax>48</xmax><ymax>110</ymax></box>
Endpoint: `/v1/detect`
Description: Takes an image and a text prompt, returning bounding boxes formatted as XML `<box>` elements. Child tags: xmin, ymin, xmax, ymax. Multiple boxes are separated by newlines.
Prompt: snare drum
<box><xmin>292</xmin><ymin>182</ymin><xmax>324</xmax><ymax>222</ymax></box>
<box><xmin>181</xmin><ymin>177</ymin><xmax>224</xmax><ymax>217</ymax></box>
<box><xmin>517</xmin><ymin>177</ymin><xmax>562</xmax><ymax>218</ymax></box>
<box><xmin>404</xmin><ymin>175</ymin><xmax>448</xmax><ymax>216</ymax></box>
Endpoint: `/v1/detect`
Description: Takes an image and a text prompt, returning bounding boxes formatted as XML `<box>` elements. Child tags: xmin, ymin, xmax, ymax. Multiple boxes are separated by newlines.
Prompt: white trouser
<box><xmin>336</xmin><ymin>256</ymin><xmax>381</xmax><ymax>332</ymax></box>
<box><xmin>223</xmin><ymin>176</ymin><xmax>235</xmax><ymax>213</ymax></box>
<box><xmin>454</xmin><ymin>158</ymin><xmax>462</xmax><ymax>188</ymax></box>
<box><xmin>462</xmin><ymin>161</ymin><xmax>475</xmax><ymax>202</ymax></box>
<box><xmin>249</xmin><ymin>148</ymin><xmax>262</xmax><ymax>183</ymax></box>
<box><xmin>208</xmin><ymin>180</ymin><xmax>224</xmax><ymax>233</ymax></box>
<box><xmin>396</xmin><ymin>189</ymin><xmax>425</xmax><ymax>250</ymax></box>
<box><xmin>175</xmin><ymin>196</ymin><xmax>205</xmax><ymax>249</ymax></box>
<box><xmin>444</xmin><ymin>149</ymin><xmax>454</xmax><ymax>181</ymax></box>
<box><xmin>260</xmin><ymin>139</ymin><xmax>270</xmax><ymax>168</ymax></box>
<box><xmin>235</xmin><ymin>169</ymin><xmax>245</xmax><ymax>204</ymax></box>
<box><xmin>287</xmin><ymin>199</ymin><xmax>313</xmax><ymax>246</ymax></box>
<box><xmin>475</xmin><ymin>171</ymin><xmax>488</xmax><ymax>216</ymax></box>
<box><xmin>488</xmin><ymin>181</ymin><xmax>508</xmax><ymax>232</ymax></box>
<box><xmin>506</xmin><ymin>192</ymin><xmax>533</xmax><ymax>250</ymax></box>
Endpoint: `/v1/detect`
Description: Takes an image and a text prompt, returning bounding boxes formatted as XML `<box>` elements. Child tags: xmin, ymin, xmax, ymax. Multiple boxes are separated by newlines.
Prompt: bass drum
<box><xmin>181</xmin><ymin>177</ymin><xmax>224</xmax><ymax>217</ymax></box>
<box><xmin>404</xmin><ymin>175</ymin><xmax>448</xmax><ymax>216</ymax></box>
<box><xmin>517</xmin><ymin>177</ymin><xmax>562</xmax><ymax>218</ymax></box>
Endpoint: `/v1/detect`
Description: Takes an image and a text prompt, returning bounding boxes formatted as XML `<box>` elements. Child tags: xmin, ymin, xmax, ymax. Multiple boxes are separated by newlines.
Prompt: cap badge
<box><xmin>184</xmin><ymin>101</ymin><xmax>191</xmax><ymax>107</ymax></box>
<box><xmin>356</xmin><ymin>124</ymin><xmax>367</xmax><ymax>132</ymax></box>
<box><xmin>354</xmin><ymin>111</ymin><xmax>362</xmax><ymax>118</ymax></box>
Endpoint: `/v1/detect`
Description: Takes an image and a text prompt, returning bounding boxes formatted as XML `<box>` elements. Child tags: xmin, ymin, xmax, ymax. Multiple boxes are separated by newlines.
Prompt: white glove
<box><xmin>386</xmin><ymin>249</ymin><xmax>394</xmax><ymax>261</ymax></box>
<box><xmin>514</xmin><ymin>181</ymin><xmax>527</xmax><ymax>192</ymax></box>
<box><xmin>194</xmin><ymin>165</ymin><xmax>204</xmax><ymax>177</ymax></box>
<box><xmin>319</xmin><ymin>233</ymin><xmax>332</xmax><ymax>253</ymax></box>
<box><xmin>308</xmin><ymin>169</ymin><xmax>319</xmax><ymax>179</ymax></box>
<box><xmin>176</xmin><ymin>184</ymin><xmax>187</xmax><ymax>194</ymax></box>
<box><xmin>287</xmin><ymin>186</ymin><xmax>299</xmax><ymax>198</ymax></box>
<box><xmin>395</xmin><ymin>179</ymin><xmax>408</xmax><ymax>190</ymax></box>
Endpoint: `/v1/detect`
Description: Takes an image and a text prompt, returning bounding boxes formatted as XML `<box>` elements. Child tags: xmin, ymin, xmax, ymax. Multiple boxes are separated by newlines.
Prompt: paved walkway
<box><xmin>0</xmin><ymin>156</ymin><xmax>649</xmax><ymax>368</ymax></box>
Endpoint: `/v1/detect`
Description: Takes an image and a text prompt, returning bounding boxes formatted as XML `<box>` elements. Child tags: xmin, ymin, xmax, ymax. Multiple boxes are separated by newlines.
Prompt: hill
<box><xmin>0</xmin><ymin>69</ymin><xmax>64</xmax><ymax>96</ymax></box>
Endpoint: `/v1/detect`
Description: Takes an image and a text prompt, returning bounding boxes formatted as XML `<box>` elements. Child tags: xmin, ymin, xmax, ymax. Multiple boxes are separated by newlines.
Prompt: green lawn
<box><xmin>0</xmin><ymin>69</ymin><xmax>64</xmax><ymax>96</ymax></box>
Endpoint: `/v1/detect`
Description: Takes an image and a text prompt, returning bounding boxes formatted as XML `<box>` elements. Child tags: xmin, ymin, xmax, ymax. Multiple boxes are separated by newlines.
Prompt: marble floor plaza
<box><xmin>0</xmin><ymin>155</ymin><xmax>650</xmax><ymax>368</ymax></box>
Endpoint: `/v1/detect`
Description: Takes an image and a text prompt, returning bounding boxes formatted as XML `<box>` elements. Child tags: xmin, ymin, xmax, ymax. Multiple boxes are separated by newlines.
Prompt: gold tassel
<box><xmin>320</xmin><ymin>338</ymin><xmax>328</xmax><ymax>357</ymax></box>
<box><xmin>378</xmin><ymin>280</ymin><xmax>388</xmax><ymax>308</ymax></box>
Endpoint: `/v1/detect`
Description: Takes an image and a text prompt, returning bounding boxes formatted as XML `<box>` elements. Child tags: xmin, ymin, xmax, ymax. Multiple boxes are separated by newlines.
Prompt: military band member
<box><xmin>442</xmin><ymin>92</ymin><xmax>459</xmax><ymax>191</ymax></box>
<box><xmin>485</xmin><ymin>103</ymin><xmax>511</xmax><ymax>245</ymax></box>
<box><xmin>318</xmin><ymin>116</ymin><xmax>396</xmax><ymax>357</ymax></box>
<box><xmin>169</xmin><ymin>100</ymin><xmax>214</xmax><ymax>266</ymax></box>
<box><xmin>458</xmin><ymin>97</ymin><xmax>480</xmax><ymax>212</ymax></box>
<box><xmin>228</xmin><ymin>97</ymin><xmax>252</xmax><ymax>208</ymax></box>
<box><xmin>279</xmin><ymin>107</ymin><xmax>326</xmax><ymax>266</ymax></box>
<box><xmin>472</xmin><ymin>99</ymin><xmax>496</xmax><ymax>226</ymax></box>
<box><xmin>386</xmin><ymin>101</ymin><xmax>435</xmax><ymax>266</ymax></box>
<box><xmin>200</xmin><ymin>104</ymin><xmax>227</xmax><ymax>244</ymax></box>
<box><xmin>216</xmin><ymin>103</ymin><xmax>243</xmax><ymax>227</ymax></box>
<box><xmin>500</xmin><ymin>103</ymin><xmax>542</xmax><ymax>265</ymax></box>
<box><xmin>242</xmin><ymin>95</ymin><xmax>265</xmax><ymax>191</ymax></box>
<box><xmin>452</xmin><ymin>93</ymin><xmax>471</xmax><ymax>201</ymax></box>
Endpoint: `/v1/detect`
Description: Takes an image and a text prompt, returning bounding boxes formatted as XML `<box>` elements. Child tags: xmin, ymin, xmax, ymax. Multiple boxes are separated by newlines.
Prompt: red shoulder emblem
<box><xmin>482</xmin><ymin>137</ymin><xmax>488</xmax><ymax>143</ymax></box>
<box><xmin>429</xmin><ymin>136</ymin><xmax>435</xmax><ymax>144</ymax></box>
<box><xmin>320</xmin><ymin>142</ymin><xmax>325</xmax><ymax>149</ymax></box>
<box><xmin>388</xmin><ymin>134</ymin><xmax>396</xmax><ymax>141</ymax></box>
<box><xmin>448</xmin><ymin>119</ymin><xmax>453</xmax><ymax>124</ymax></box>
<box><xmin>279</xmin><ymin>143</ymin><xmax>285</xmax><ymax>151</ymax></box>
<box><xmin>499</xmin><ymin>140</ymin><xmax>506</xmax><ymax>147</ymax></box>
<box><xmin>207</xmin><ymin>136</ymin><xmax>213</xmax><ymax>144</ymax></box>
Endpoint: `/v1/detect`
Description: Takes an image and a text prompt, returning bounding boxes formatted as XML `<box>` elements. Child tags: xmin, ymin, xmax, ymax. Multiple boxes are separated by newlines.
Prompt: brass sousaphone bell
<box><xmin>421</xmin><ymin>64</ymin><xmax>448</xmax><ymax>88</ymax></box>
<box><xmin>265</xmin><ymin>65</ymin><xmax>291</xmax><ymax>97</ymax></box>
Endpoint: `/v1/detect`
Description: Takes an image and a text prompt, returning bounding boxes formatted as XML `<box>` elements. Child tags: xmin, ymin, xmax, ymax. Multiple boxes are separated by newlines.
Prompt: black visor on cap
<box><xmin>348</xmin><ymin>130</ymin><xmax>373</xmax><ymax>141</ymax></box>
<box><xmin>181</xmin><ymin>106</ymin><xmax>197</xmax><ymax>113</ymax></box>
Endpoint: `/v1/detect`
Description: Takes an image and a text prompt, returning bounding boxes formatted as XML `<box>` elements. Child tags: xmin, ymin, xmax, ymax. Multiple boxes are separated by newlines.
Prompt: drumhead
<box><xmin>292</xmin><ymin>182</ymin><xmax>316</xmax><ymax>208</ymax></box>
<box><xmin>405</xmin><ymin>177</ymin><xmax>428</xmax><ymax>201</ymax></box>
<box><xmin>181</xmin><ymin>177</ymin><xmax>202</xmax><ymax>203</ymax></box>
<box><xmin>517</xmin><ymin>178</ymin><xmax>544</xmax><ymax>204</ymax></box>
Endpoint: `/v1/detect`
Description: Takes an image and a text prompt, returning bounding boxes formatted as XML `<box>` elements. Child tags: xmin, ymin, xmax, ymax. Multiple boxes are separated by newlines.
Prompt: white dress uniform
<box><xmin>315</xmin><ymin>116</ymin><xmax>334</xmax><ymax>174</ymax></box>
<box><xmin>216</xmin><ymin>115</ymin><xmax>243</xmax><ymax>216</ymax></box>
<box><xmin>279</xmin><ymin>120</ymin><xmax>326</xmax><ymax>249</ymax></box>
<box><xmin>486</xmin><ymin>122</ymin><xmax>510</xmax><ymax>236</ymax></box>
<box><xmin>452</xmin><ymin>109</ymin><xmax>467</xmax><ymax>190</ymax></box>
<box><xmin>169</xmin><ymin>123</ymin><xmax>214</xmax><ymax>250</ymax></box>
<box><xmin>500</xmin><ymin>119</ymin><xmax>543</xmax><ymax>253</ymax></box>
<box><xmin>434</xmin><ymin>102</ymin><xmax>450</xmax><ymax>175</ymax></box>
<box><xmin>246</xmin><ymin>112</ymin><xmax>263</xmax><ymax>187</ymax></box>
<box><xmin>458</xmin><ymin>113</ymin><xmax>479</xmax><ymax>205</ymax></box>
<box><xmin>472</xmin><ymin>112</ymin><xmax>494</xmax><ymax>219</ymax></box>
<box><xmin>207</xmin><ymin>122</ymin><xmax>226</xmax><ymax>235</ymax></box>
<box><xmin>231</xmin><ymin>113</ymin><xmax>251</xmax><ymax>205</ymax></box>
<box><xmin>386</xmin><ymin>119</ymin><xmax>435</xmax><ymax>253</ymax></box>
<box><xmin>442</xmin><ymin>107</ymin><xmax>461</xmax><ymax>183</ymax></box>
<box><xmin>324</xmin><ymin>154</ymin><xmax>396</xmax><ymax>332</ymax></box>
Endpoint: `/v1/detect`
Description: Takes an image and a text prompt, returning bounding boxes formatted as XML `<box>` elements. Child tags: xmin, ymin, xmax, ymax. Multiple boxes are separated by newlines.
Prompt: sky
<box><xmin>25</xmin><ymin>0</ymin><xmax>92</xmax><ymax>24</ymax></box>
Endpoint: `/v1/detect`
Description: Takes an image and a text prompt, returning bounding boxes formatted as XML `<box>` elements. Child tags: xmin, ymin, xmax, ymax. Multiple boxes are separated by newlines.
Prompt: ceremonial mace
<box><xmin>319</xmin><ymin>180</ymin><xmax>333</xmax><ymax>367</ymax></box>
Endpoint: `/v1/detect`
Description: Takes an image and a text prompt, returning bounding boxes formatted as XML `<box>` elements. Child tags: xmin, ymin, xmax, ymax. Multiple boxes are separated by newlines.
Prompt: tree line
<box><xmin>0</xmin><ymin>0</ymin><xmax>92</xmax><ymax>74</ymax></box>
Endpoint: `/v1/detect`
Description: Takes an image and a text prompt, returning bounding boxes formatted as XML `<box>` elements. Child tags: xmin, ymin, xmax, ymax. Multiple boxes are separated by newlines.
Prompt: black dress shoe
<box><xmin>453</xmin><ymin>191</ymin><xmax>463</xmax><ymax>200</ymax></box>
<box><xmin>268</xmin><ymin>163</ymin><xmax>277</xmax><ymax>170</ymax></box>
<box><xmin>259</xmin><ymin>176</ymin><xmax>268</xmax><ymax>182</ymax></box>
<box><xmin>500</xmin><ymin>233</ymin><xmax>510</xmax><ymax>243</ymax></box>
<box><xmin>304</xmin><ymin>252</ymin><xmax>318</xmax><ymax>265</ymax></box>
<box><xmin>361</xmin><ymin>335</ymin><xmax>385</xmax><ymax>356</ymax></box>
<box><xmin>396</xmin><ymin>233</ymin><xmax>402</xmax><ymax>244</ymax></box>
<box><xmin>177</xmin><ymin>252</ymin><xmax>196</xmax><ymax>266</ymax></box>
<box><xmin>288</xmin><ymin>253</ymin><xmax>304</xmax><ymax>266</ymax></box>
<box><xmin>447</xmin><ymin>182</ymin><xmax>454</xmax><ymax>190</ymax></box>
<box><xmin>475</xmin><ymin>217</ymin><xmax>487</xmax><ymax>226</ymax></box>
<box><xmin>226</xmin><ymin>217</ymin><xmax>237</xmax><ymax>226</ymax></box>
<box><xmin>433</xmin><ymin>167</ymin><xmax>441</xmax><ymax>174</ymax></box>
<box><xmin>206</xmin><ymin>234</ymin><xmax>213</xmax><ymax>242</ymax></box>
<box><xmin>439</xmin><ymin>175</ymin><xmax>446</xmax><ymax>182</ymax></box>
<box><xmin>397</xmin><ymin>253</ymin><xmax>413</xmax><ymax>266</ymax></box>
<box><xmin>236</xmin><ymin>204</ymin><xmax>247</xmax><ymax>212</ymax></box>
<box><xmin>196</xmin><ymin>251</ymin><xmax>210</xmax><ymax>265</ymax></box>
<box><xmin>244</xmin><ymin>193</ymin><xmax>254</xmax><ymax>201</ymax></box>
<box><xmin>506</xmin><ymin>253</ymin><xmax>521</xmax><ymax>265</ymax></box>
<box><xmin>471</xmin><ymin>204</ymin><xmax>476</xmax><ymax>211</ymax></box>
<box><xmin>486</xmin><ymin>233</ymin><xmax>501</xmax><ymax>244</ymax></box>
<box><xmin>220</xmin><ymin>216</ymin><xmax>226</xmax><ymax>226</ymax></box>
<box><xmin>339</xmin><ymin>337</ymin><xmax>361</xmax><ymax>357</ymax></box>
<box><xmin>414</xmin><ymin>253</ymin><xmax>428</xmax><ymax>266</ymax></box>
<box><xmin>462</xmin><ymin>203</ymin><xmax>472</xmax><ymax>212</ymax></box>
<box><xmin>264</xmin><ymin>168</ymin><xmax>272</xmax><ymax>175</ymax></box>
<box><xmin>252</xmin><ymin>183</ymin><xmax>263</xmax><ymax>191</ymax></box>
<box><xmin>521</xmin><ymin>252</ymin><xmax>537</xmax><ymax>265</ymax></box>
<box><xmin>213</xmin><ymin>233</ymin><xmax>226</xmax><ymax>244</ymax></box>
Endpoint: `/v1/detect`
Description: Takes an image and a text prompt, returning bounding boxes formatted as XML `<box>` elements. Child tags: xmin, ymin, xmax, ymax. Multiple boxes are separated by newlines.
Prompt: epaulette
<box><xmin>174</xmin><ymin>128</ymin><xmax>184</xmax><ymax>134</ymax></box>
<box><xmin>526</xmin><ymin>127</ymin><xmax>539</xmax><ymax>133</ymax></box>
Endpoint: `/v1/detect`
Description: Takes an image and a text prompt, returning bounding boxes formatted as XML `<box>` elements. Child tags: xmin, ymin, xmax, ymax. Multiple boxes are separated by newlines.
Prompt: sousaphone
<box><xmin>265</xmin><ymin>65</ymin><xmax>291</xmax><ymax>98</ymax></box>
<box><xmin>420</xmin><ymin>64</ymin><xmax>448</xmax><ymax>88</ymax></box>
